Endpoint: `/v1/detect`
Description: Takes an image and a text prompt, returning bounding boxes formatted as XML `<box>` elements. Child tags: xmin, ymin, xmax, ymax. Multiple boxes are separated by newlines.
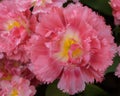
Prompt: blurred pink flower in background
<box><xmin>0</xmin><ymin>58</ymin><xmax>21</xmax><ymax>80</ymax></box>
<box><xmin>0</xmin><ymin>76</ymin><xmax>36</xmax><ymax>96</ymax></box>
<box><xmin>0</xmin><ymin>0</ymin><xmax>34</xmax><ymax>13</ymax></box>
<box><xmin>0</xmin><ymin>57</ymin><xmax>36</xmax><ymax>96</ymax></box>
<box><xmin>29</xmin><ymin>3</ymin><xmax>116</xmax><ymax>95</ymax></box>
<box><xmin>110</xmin><ymin>0</ymin><xmax>120</xmax><ymax>25</ymax></box>
<box><xmin>117</xmin><ymin>46</ymin><xmax>120</xmax><ymax>56</ymax></box>
<box><xmin>6</xmin><ymin>0</ymin><xmax>35</xmax><ymax>12</ymax></box>
<box><xmin>32</xmin><ymin>0</ymin><xmax>67</xmax><ymax>14</ymax></box>
<box><xmin>0</xmin><ymin>0</ymin><xmax>37</xmax><ymax>62</ymax></box>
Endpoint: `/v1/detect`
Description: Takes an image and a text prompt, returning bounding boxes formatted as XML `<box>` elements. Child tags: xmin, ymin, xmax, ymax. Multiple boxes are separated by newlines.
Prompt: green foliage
<box><xmin>113</xmin><ymin>26</ymin><xmax>120</xmax><ymax>45</ymax></box>
<box><xmin>46</xmin><ymin>81</ymin><xmax>69</xmax><ymax>96</ymax></box>
<box><xmin>78</xmin><ymin>84</ymin><xmax>109</xmax><ymax>96</ymax></box>
<box><xmin>106</xmin><ymin>55</ymin><xmax>120</xmax><ymax>74</ymax></box>
<box><xmin>80</xmin><ymin>0</ymin><xmax>112</xmax><ymax>16</ymax></box>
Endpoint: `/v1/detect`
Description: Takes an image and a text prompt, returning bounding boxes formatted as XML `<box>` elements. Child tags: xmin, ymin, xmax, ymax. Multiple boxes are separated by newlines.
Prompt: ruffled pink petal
<box><xmin>80</xmin><ymin>67</ymin><xmax>103</xmax><ymax>83</ymax></box>
<box><xmin>58</xmin><ymin>67</ymin><xmax>85</xmax><ymax>95</ymax></box>
<box><xmin>90</xmin><ymin>39</ymin><xmax>115</xmax><ymax>71</ymax></box>
<box><xmin>29</xmin><ymin>36</ymin><xmax>63</xmax><ymax>83</ymax></box>
<box><xmin>31</xmin><ymin>55</ymin><xmax>63</xmax><ymax>83</ymax></box>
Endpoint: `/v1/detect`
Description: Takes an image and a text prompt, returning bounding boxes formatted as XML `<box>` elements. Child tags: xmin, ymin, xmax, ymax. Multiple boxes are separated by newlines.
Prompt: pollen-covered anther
<box><xmin>55</xmin><ymin>30</ymin><xmax>82</xmax><ymax>62</ymax></box>
<box><xmin>6</xmin><ymin>20</ymin><xmax>20</xmax><ymax>31</ymax></box>
<box><xmin>10</xmin><ymin>89</ymin><xmax>18</xmax><ymax>96</ymax></box>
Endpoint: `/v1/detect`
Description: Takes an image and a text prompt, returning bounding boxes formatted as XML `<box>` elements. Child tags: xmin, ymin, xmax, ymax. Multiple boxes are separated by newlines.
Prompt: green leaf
<box><xmin>78</xmin><ymin>84</ymin><xmax>109</xmax><ymax>96</ymax></box>
<box><xmin>113</xmin><ymin>26</ymin><xmax>120</xmax><ymax>45</ymax></box>
<box><xmin>105</xmin><ymin>55</ymin><xmax>120</xmax><ymax>74</ymax></box>
<box><xmin>46</xmin><ymin>81</ymin><xmax>69</xmax><ymax>96</ymax></box>
<box><xmin>80</xmin><ymin>0</ymin><xmax>112</xmax><ymax>16</ymax></box>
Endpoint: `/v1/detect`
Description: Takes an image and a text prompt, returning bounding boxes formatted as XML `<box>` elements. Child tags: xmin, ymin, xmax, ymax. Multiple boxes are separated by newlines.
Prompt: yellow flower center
<box><xmin>41</xmin><ymin>0</ymin><xmax>46</xmax><ymax>5</ymax></box>
<box><xmin>55</xmin><ymin>30</ymin><xmax>82</xmax><ymax>62</ymax></box>
<box><xmin>10</xmin><ymin>89</ymin><xmax>18</xmax><ymax>96</ymax></box>
<box><xmin>6</xmin><ymin>20</ymin><xmax>20</xmax><ymax>31</ymax></box>
<box><xmin>41</xmin><ymin>0</ymin><xmax>52</xmax><ymax>6</ymax></box>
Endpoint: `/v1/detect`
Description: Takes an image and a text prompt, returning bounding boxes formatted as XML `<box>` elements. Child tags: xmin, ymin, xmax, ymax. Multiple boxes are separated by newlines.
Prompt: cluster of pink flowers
<box><xmin>0</xmin><ymin>0</ymin><xmax>117</xmax><ymax>95</ymax></box>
